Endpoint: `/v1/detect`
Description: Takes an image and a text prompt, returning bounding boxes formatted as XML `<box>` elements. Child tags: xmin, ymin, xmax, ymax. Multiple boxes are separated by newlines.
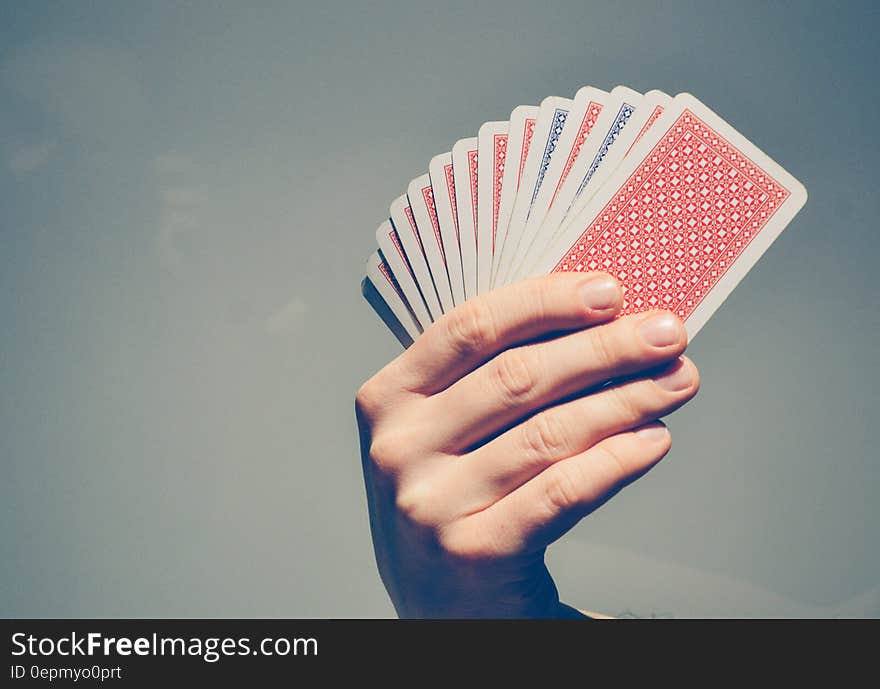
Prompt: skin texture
<box><xmin>356</xmin><ymin>272</ymin><xmax>700</xmax><ymax>618</ymax></box>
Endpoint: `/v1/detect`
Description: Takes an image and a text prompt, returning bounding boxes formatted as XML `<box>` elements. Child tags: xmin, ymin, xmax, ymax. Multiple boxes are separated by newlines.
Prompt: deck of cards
<box><xmin>362</xmin><ymin>86</ymin><xmax>807</xmax><ymax>347</ymax></box>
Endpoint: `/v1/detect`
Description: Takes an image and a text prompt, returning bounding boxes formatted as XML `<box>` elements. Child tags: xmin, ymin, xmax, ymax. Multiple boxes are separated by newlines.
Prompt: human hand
<box><xmin>355</xmin><ymin>273</ymin><xmax>699</xmax><ymax>618</ymax></box>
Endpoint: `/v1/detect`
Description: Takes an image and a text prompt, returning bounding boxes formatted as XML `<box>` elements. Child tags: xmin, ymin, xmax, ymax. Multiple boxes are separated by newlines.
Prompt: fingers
<box><xmin>386</xmin><ymin>272</ymin><xmax>623</xmax><ymax>396</ymax></box>
<box><xmin>453</xmin><ymin>357</ymin><xmax>699</xmax><ymax>513</ymax></box>
<box><xmin>442</xmin><ymin>423</ymin><xmax>673</xmax><ymax>558</ymax></box>
<box><xmin>424</xmin><ymin>309</ymin><xmax>688</xmax><ymax>452</ymax></box>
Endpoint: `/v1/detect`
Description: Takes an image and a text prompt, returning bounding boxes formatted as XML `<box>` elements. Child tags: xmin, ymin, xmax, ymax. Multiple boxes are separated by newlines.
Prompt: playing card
<box><xmin>408</xmin><ymin>174</ymin><xmax>454</xmax><ymax>313</ymax></box>
<box><xmin>365</xmin><ymin>250</ymin><xmax>422</xmax><ymax>344</ymax></box>
<box><xmin>429</xmin><ymin>152</ymin><xmax>466</xmax><ymax>306</ymax></box>
<box><xmin>389</xmin><ymin>194</ymin><xmax>443</xmax><ymax>320</ymax></box>
<box><xmin>451</xmin><ymin>137</ymin><xmax>479</xmax><ymax>300</ymax></box>
<box><xmin>490</xmin><ymin>105</ymin><xmax>539</xmax><ymax>288</ymax></box>
<box><xmin>505</xmin><ymin>86</ymin><xmax>611</xmax><ymax>283</ymax></box>
<box><xmin>494</xmin><ymin>95</ymin><xmax>573</xmax><ymax>287</ymax></box>
<box><xmin>620</xmin><ymin>90</ymin><xmax>672</xmax><ymax>157</ymax></box>
<box><xmin>551</xmin><ymin>89</ymin><xmax>672</xmax><ymax>249</ymax></box>
<box><xmin>530</xmin><ymin>92</ymin><xmax>808</xmax><ymax>340</ymax></box>
<box><xmin>514</xmin><ymin>89</ymin><xmax>675</xmax><ymax>280</ymax></box>
<box><xmin>374</xmin><ymin>219</ymin><xmax>433</xmax><ymax>327</ymax></box>
<box><xmin>477</xmin><ymin>121</ymin><xmax>509</xmax><ymax>294</ymax></box>
<box><xmin>362</xmin><ymin>275</ymin><xmax>413</xmax><ymax>348</ymax></box>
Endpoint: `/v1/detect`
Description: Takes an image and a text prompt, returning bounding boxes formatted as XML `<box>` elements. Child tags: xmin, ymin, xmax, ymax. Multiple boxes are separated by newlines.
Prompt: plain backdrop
<box><xmin>1</xmin><ymin>0</ymin><xmax>877</xmax><ymax>617</ymax></box>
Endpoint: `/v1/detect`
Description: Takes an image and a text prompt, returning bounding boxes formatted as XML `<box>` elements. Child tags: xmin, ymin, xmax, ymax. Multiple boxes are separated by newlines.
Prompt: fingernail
<box><xmin>580</xmin><ymin>278</ymin><xmax>620</xmax><ymax>311</ymax></box>
<box><xmin>634</xmin><ymin>423</ymin><xmax>669</xmax><ymax>442</ymax></box>
<box><xmin>638</xmin><ymin>313</ymin><xmax>682</xmax><ymax>347</ymax></box>
<box><xmin>653</xmin><ymin>359</ymin><xmax>693</xmax><ymax>392</ymax></box>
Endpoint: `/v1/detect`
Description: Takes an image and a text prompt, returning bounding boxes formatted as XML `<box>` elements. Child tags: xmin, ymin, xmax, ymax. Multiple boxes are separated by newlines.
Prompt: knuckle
<box><xmin>607</xmin><ymin>385</ymin><xmax>644</xmax><ymax>428</ymax></box>
<box><xmin>355</xmin><ymin>375</ymin><xmax>383</xmax><ymax>417</ymax></box>
<box><xmin>595</xmin><ymin>444</ymin><xmax>632</xmax><ymax>486</ymax></box>
<box><xmin>524</xmin><ymin>273</ymin><xmax>585</xmax><ymax>321</ymax></box>
<box><xmin>493</xmin><ymin>349</ymin><xmax>537</xmax><ymax>407</ymax></box>
<box><xmin>445</xmin><ymin>299</ymin><xmax>496</xmax><ymax>356</ymax></box>
<box><xmin>527</xmin><ymin>276</ymin><xmax>555</xmax><ymax>321</ymax></box>
<box><xmin>368</xmin><ymin>430</ymin><xmax>408</xmax><ymax>474</ymax></box>
<box><xmin>395</xmin><ymin>480</ymin><xmax>439</xmax><ymax>528</ymax></box>
<box><xmin>522</xmin><ymin>412</ymin><xmax>570</xmax><ymax>462</ymax></box>
<box><xmin>587</xmin><ymin>324</ymin><xmax>619</xmax><ymax>372</ymax></box>
<box><xmin>543</xmin><ymin>464</ymin><xmax>584</xmax><ymax>515</ymax></box>
<box><xmin>438</xmin><ymin>525</ymin><xmax>496</xmax><ymax>563</ymax></box>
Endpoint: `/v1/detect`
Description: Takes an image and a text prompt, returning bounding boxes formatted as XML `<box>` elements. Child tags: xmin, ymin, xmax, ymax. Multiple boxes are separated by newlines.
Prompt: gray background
<box><xmin>1</xmin><ymin>0</ymin><xmax>877</xmax><ymax>618</ymax></box>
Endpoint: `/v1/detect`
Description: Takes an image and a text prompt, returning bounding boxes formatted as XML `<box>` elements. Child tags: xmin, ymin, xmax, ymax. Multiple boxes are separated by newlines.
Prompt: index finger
<box><xmin>390</xmin><ymin>272</ymin><xmax>623</xmax><ymax>395</ymax></box>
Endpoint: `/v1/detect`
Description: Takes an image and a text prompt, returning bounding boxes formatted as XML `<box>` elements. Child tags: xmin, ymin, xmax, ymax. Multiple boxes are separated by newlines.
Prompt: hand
<box><xmin>355</xmin><ymin>272</ymin><xmax>700</xmax><ymax>618</ymax></box>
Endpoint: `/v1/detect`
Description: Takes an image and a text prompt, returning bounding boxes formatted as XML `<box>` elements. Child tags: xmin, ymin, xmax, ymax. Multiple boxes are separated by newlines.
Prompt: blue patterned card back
<box><xmin>531</xmin><ymin>107</ymin><xmax>569</xmax><ymax>206</ymax></box>
<box><xmin>574</xmin><ymin>101</ymin><xmax>636</xmax><ymax>199</ymax></box>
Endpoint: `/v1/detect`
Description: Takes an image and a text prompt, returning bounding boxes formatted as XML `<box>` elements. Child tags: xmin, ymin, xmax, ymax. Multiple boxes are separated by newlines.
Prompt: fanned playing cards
<box><xmin>362</xmin><ymin>87</ymin><xmax>807</xmax><ymax>347</ymax></box>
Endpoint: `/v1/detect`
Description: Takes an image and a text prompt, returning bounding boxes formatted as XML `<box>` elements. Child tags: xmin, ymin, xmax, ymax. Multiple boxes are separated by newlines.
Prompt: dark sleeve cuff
<box><xmin>555</xmin><ymin>602</ymin><xmax>591</xmax><ymax>619</ymax></box>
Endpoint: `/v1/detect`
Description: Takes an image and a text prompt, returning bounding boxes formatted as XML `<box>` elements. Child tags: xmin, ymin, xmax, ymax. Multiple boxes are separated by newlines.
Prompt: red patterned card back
<box><xmin>552</xmin><ymin>108</ymin><xmax>792</xmax><ymax>322</ymax></box>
